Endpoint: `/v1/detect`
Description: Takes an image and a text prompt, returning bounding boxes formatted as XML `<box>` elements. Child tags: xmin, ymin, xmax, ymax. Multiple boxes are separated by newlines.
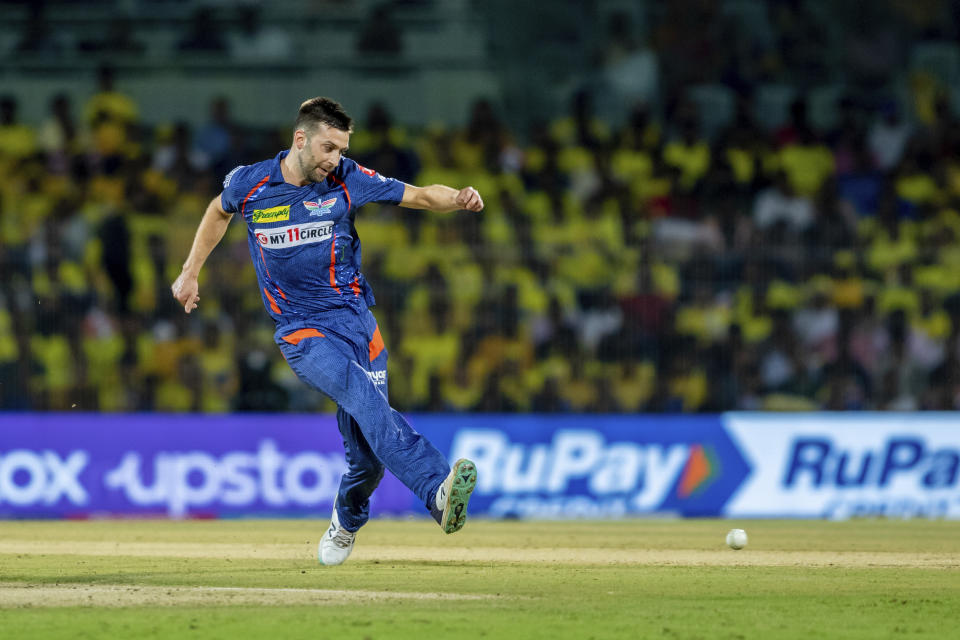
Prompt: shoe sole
<box><xmin>441</xmin><ymin>458</ymin><xmax>477</xmax><ymax>534</ymax></box>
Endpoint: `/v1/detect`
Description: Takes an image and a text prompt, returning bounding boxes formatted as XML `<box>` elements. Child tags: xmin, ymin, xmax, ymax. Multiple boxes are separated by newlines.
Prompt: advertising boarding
<box><xmin>723</xmin><ymin>413</ymin><xmax>960</xmax><ymax>519</ymax></box>
<box><xmin>0</xmin><ymin>412</ymin><xmax>958</xmax><ymax>519</ymax></box>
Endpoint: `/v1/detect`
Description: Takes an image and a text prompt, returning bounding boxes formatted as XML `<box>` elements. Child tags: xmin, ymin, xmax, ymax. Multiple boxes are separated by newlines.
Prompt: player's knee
<box><xmin>346</xmin><ymin>463</ymin><xmax>384</xmax><ymax>491</ymax></box>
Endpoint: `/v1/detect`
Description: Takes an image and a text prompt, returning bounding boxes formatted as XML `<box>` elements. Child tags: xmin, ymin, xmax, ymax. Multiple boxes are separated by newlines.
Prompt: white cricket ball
<box><xmin>726</xmin><ymin>528</ymin><xmax>748</xmax><ymax>550</ymax></box>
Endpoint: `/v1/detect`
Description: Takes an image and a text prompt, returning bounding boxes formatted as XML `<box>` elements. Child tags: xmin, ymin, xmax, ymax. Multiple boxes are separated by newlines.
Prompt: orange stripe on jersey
<box><xmin>241</xmin><ymin>175</ymin><xmax>270</xmax><ymax>214</ymax></box>
<box><xmin>263</xmin><ymin>287</ymin><xmax>281</xmax><ymax>314</ymax></box>
<box><xmin>282</xmin><ymin>328</ymin><xmax>326</xmax><ymax>346</ymax></box>
<box><xmin>255</xmin><ymin>244</ymin><xmax>287</xmax><ymax>299</ymax></box>
<box><xmin>350</xmin><ymin>277</ymin><xmax>362</xmax><ymax>297</ymax></box>
<box><xmin>327</xmin><ymin>174</ymin><xmax>352</xmax><ymax>211</ymax></box>
<box><xmin>329</xmin><ymin>232</ymin><xmax>342</xmax><ymax>294</ymax></box>
<box><xmin>368</xmin><ymin>325</ymin><xmax>385</xmax><ymax>362</ymax></box>
<box><xmin>258</xmin><ymin>244</ymin><xmax>271</xmax><ymax>278</ymax></box>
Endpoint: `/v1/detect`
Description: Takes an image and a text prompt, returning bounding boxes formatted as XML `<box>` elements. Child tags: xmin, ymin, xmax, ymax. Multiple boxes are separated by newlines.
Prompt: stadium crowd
<box><xmin>4</xmin><ymin>1</ymin><xmax>960</xmax><ymax>413</ymax></box>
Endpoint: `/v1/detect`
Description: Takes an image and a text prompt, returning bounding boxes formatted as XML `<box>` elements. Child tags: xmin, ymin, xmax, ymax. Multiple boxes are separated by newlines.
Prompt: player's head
<box><xmin>292</xmin><ymin>97</ymin><xmax>353</xmax><ymax>183</ymax></box>
<box><xmin>296</xmin><ymin>97</ymin><xmax>353</xmax><ymax>136</ymax></box>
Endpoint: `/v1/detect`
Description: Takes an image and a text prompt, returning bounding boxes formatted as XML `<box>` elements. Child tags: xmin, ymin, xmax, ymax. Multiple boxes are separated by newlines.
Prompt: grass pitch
<box><xmin>0</xmin><ymin>519</ymin><xmax>957</xmax><ymax>639</ymax></box>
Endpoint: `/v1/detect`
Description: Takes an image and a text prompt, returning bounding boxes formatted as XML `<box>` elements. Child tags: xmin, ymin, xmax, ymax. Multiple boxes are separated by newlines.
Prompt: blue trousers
<box><xmin>275</xmin><ymin>307</ymin><xmax>449</xmax><ymax>532</ymax></box>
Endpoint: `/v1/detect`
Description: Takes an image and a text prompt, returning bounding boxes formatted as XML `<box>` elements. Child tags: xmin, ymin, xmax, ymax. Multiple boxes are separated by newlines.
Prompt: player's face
<box><xmin>299</xmin><ymin>124</ymin><xmax>350</xmax><ymax>183</ymax></box>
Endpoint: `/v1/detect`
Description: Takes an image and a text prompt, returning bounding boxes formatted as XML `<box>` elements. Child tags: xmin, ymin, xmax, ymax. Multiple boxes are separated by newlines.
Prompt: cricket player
<box><xmin>171</xmin><ymin>97</ymin><xmax>481</xmax><ymax>565</ymax></box>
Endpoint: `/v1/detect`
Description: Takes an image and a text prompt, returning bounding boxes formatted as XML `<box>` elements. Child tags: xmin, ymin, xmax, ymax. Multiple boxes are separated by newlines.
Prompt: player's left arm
<box><xmin>399</xmin><ymin>184</ymin><xmax>484</xmax><ymax>213</ymax></box>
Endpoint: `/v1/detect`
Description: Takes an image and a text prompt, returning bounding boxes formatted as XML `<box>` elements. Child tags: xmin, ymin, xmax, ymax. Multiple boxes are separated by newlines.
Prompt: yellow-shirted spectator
<box><xmin>832</xmin><ymin>275</ymin><xmax>867</xmax><ymax>309</ymax></box>
<box><xmin>84</xmin><ymin>66</ymin><xmax>139</xmax><ymax>126</ymax></box>
<box><xmin>912</xmin><ymin>304</ymin><xmax>951</xmax><ymax>340</ymax></box>
<box><xmin>558</xmin><ymin>360</ymin><xmax>601</xmax><ymax>412</ymax></box>
<box><xmin>493</xmin><ymin>265</ymin><xmax>549</xmax><ymax>317</ymax></box>
<box><xmin>467</xmin><ymin>329</ymin><xmax>533</xmax><ymax>385</ymax></box>
<box><xmin>766</xmin><ymin>279</ymin><xmax>805</xmax><ymax>311</ymax></box>
<box><xmin>557</xmin><ymin>146</ymin><xmax>595</xmax><ymax>176</ymax></box>
<box><xmin>401</xmin><ymin>329</ymin><xmax>460</xmax><ymax>407</ymax></box>
<box><xmin>776</xmin><ymin>142</ymin><xmax>834</xmax><ymax>197</ymax></box>
<box><xmin>2</xmin><ymin>177</ymin><xmax>55</xmax><ymax>248</ymax></box>
<box><xmin>676</xmin><ymin>285</ymin><xmax>732</xmax><ymax>345</ymax></box>
<box><xmin>725</xmin><ymin>146</ymin><xmax>757</xmax><ymax>185</ymax></box>
<box><xmin>569</xmin><ymin>198</ymin><xmax>624</xmax><ymax>256</ymax></box>
<box><xmin>30</xmin><ymin>332</ymin><xmax>77</xmax><ymax>407</ymax></box>
<box><xmin>496</xmin><ymin>359</ymin><xmax>534</xmax><ymax>411</ymax></box>
<box><xmin>914</xmin><ymin>262</ymin><xmax>960</xmax><ymax>297</ymax></box>
<box><xmin>876</xmin><ymin>284</ymin><xmax>920</xmax><ymax>316</ymax></box>
<box><xmin>0</xmin><ymin>307</ymin><xmax>18</xmax><ymax>366</ymax></box>
<box><xmin>550</xmin><ymin>115</ymin><xmax>611</xmax><ymax>148</ymax></box>
<box><xmin>668</xmin><ymin>366</ymin><xmax>708</xmax><ymax>412</ymax></box>
<box><xmin>0</xmin><ymin>97</ymin><xmax>38</xmax><ymax>160</ymax></box>
<box><xmin>610</xmin><ymin>360</ymin><xmax>656</xmax><ymax>411</ymax></box>
<box><xmin>866</xmin><ymin>220</ymin><xmax>918</xmax><ymax>273</ymax></box>
<box><xmin>81</xmin><ymin>324</ymin><xmax>126</xmax><ymax>411</ymax></box>
<box><xmin>663</xmin><ymin>131</ymin><xmax>710</xmax><ymax>191</ymax></box>
<box><xmin>611</xmin><ymin>148</ymin><xmax>653</xmax><ymax>184</ymax></box>
<box><xmin>895</xmin><ymin>171</ymin><xmax>941</xmax><ymax>206</ymax></box>
<box><xmin>198</xmin><ymin>323</ymin><xmax>238</xmax><ymax>413</ymax></box>
<box><xmin>733</xmin><ymin>285</ymin><xmax>773</xmax><ymax>343</ymax></box>
<box><xmin>442</xmin><ymin>365</ymin><xmax>484</xmax><ymax>412</ymax></box>
<box><xmin>154</xmin><ymin>377</ymin><xmax>194</xmax><ymax>412</ymax></box>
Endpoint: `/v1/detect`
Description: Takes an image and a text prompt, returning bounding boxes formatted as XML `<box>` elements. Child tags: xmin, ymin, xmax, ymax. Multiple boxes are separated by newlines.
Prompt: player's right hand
<box><xmin>455</xmin><ymin>186</ymin><xmax>484</xmax><ymax>212</ymax></box>
<box><xmin>171</xmin><ymin>272</ymin><xmax>200</xmax><ymax>314</ymax></box>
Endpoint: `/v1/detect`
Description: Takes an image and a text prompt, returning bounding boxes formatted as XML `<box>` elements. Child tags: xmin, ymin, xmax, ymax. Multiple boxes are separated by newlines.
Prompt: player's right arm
<box><xmin>171</xmin><ymin>194</ymin><xmax>233</xmax><ymax>314</ymax></box>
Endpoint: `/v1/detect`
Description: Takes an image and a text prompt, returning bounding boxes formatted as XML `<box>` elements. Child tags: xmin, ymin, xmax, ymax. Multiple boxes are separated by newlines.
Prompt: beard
<box><xmin>298</xmin><ymin>152</ymin><xmax>327</xmax><ymax>183</ymax></box>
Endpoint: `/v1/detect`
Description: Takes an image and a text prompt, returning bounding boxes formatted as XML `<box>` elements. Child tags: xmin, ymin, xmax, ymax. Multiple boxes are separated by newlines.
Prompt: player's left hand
<box><xmin>456</xmin><ymin>186</ymin><xmax>484</xmax><ymax>212</ymax></box>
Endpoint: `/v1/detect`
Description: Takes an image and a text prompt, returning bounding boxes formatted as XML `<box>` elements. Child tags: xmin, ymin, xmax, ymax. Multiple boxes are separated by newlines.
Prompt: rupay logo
<box><xmin>450</xmin><ymin>429</ymin><xmax>694</xmax><ymax>517</ymax></box>
<box><xmin>784</xmin><ymin>437</ymin><xmax>959</xmax><ymax>489</ymax></box>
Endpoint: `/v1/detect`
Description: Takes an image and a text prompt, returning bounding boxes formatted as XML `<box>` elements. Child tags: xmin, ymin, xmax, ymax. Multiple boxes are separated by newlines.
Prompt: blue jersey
<box><xmin>221</xmin><ymin>151</ymin><xmax>406</xmax><ymax>325</ymax></box>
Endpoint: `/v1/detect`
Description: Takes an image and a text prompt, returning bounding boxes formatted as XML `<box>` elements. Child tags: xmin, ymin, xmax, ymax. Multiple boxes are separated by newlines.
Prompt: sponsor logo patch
<box><xmin>303</xmin><ymin>198</ymin><xmax>337</xmax><ymax>216</ymax></box>
<box><xmin>251</xmin><ymin>205</ymin><xmax>290</xmax><ymax>223</ymax></box>
<box><xmin>366</xmin><ymin>370</ymin><xmax>387</xmax><ymax>385</ymax></box>
<box><xmin>357</xmin><ymin>164</ymin><xmax>386</xmax><ymax>182</ymax></box>
<box><xmin>255</xmin><ymin>221</ymin><xmax>333</xmax><ymax>248</ymax></box>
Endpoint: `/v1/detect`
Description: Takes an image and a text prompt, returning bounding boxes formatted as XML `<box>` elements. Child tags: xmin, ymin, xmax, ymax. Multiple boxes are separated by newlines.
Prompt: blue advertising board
<box><xmin>408</xmin><ymin>414</ymin><xmax>747</xmax><ymax>519</ymax></box>
<box><xmin>0</xmin><ymin>413</ymin><xmax>406</xmax><ymax>518</ymax></box>
<box><xmin>1</xmin><ymin>412</ymin><xmax>958</xmax><ymax>519</ymax></box>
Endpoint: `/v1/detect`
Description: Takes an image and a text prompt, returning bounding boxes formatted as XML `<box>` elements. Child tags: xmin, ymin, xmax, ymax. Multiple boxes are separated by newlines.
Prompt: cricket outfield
<box><xmin>0</xmin><ymin>519</ymin><xmax>957</xmax><ymax>638</ymax></box>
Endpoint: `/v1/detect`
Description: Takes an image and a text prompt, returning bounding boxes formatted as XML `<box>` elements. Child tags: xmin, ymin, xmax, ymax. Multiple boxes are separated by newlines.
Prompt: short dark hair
<box><xmin>296</xmin><ymin>97</ymin><xmax>353</xmax><ymax>135</ymax></box>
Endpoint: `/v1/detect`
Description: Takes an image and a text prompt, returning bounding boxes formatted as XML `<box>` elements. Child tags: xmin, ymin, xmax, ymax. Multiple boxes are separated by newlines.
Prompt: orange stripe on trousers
<box><xmin>369</xmin><ymin>325</ymin><xmax>385</xmax><ymax>361</ymax></box>
<box><xmin>263</xmin><ymin>287</ymin><xmax>281</xmax><ymax>314</ymax></box>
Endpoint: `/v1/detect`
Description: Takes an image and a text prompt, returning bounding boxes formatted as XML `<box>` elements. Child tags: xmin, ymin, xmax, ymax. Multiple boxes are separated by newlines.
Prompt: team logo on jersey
<box><xmin>251</xmin><ymin>205</ymin><xmax>290</xmax><ymax>223</ymax></box>
<box><xmin>303</xmin><ymin>198</ymin><xmax>337</xmax><ymax>216</ymax></box>
<box><xmin>255</xmin><ymin>221</ymin><xmax>333</xmax><ymax>248</ymax></box>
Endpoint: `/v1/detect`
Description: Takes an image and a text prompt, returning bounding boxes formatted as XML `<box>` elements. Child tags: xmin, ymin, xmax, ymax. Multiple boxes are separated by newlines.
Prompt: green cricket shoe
<box><xmin>436</xmin><ymin>458</ymin><xmax>478</xmax><ymax>534</ymax></box>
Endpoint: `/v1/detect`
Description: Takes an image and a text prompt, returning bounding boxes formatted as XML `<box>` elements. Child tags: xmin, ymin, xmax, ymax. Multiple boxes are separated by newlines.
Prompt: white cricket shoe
<box><xmin>318</xmin><ymin>505</ymin><xmax>356</xmax><ymax>566</ymax></box>
<box><xmin>435</xmin><ymin>458</ymin><xmax>478</xmax><ymax>534</ymax></box>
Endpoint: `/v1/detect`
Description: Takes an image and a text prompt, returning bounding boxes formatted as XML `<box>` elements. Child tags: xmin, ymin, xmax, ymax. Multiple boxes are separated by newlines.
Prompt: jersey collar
<box><xmin>268</xmin><ymin>150</ymin><xmax>290</xmax><ymax>185</ymax></box>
